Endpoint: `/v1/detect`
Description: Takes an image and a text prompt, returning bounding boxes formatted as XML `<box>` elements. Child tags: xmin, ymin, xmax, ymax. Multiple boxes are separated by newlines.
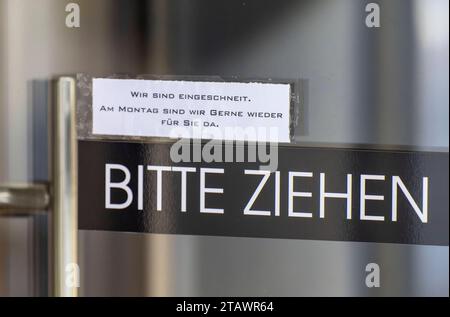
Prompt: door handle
<box><xmin>0</xmin><ymin>77</ymin><xmax>78</xmax><ymax>297</ymax></box>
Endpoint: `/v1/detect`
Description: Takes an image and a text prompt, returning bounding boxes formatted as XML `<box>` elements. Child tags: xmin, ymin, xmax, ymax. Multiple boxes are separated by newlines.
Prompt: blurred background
<box><xmin>0</xmin><ymin>0</ymin><xmax>448</xmax><ymax>296</ymax></box>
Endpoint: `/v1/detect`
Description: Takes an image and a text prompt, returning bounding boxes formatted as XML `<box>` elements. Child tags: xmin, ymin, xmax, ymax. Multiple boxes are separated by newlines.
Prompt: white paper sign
<box><xmin>92</xmin><ymin>78</ymin><xmax>291</xmax><ymax>142</ymax></box>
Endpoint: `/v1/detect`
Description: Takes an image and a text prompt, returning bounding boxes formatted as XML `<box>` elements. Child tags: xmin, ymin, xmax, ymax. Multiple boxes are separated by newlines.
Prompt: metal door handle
<box><xmin>0</xmin><ymin>77</ymin><xmax>78</xmax><ymax>297</ymax></box>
